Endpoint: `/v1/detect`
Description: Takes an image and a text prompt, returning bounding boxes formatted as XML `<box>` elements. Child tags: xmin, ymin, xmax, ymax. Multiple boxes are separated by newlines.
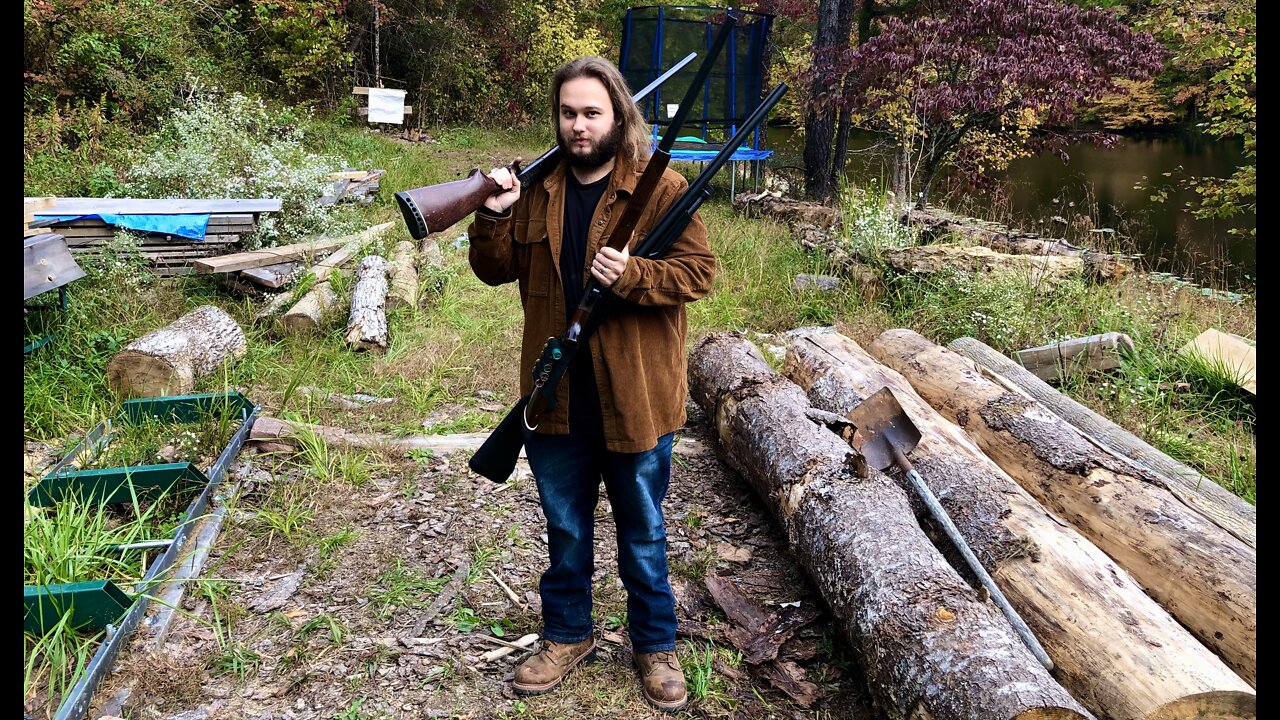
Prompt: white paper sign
<box><xmin>368</xmin><ymin>88</ymin><xmax>407</xmax><ymax>125</ymax></box>
<box><xmin>666</xmin><ymin>103</ymin><xmax>680</xmax><ymax>119</ymax></box>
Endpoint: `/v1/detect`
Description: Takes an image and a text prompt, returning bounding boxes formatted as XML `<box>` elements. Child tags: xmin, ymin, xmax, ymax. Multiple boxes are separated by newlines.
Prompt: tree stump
<box><xmin>344</xmin><ymin>256</ymin><xmax>392</xmax><ymax>352</ymax></box>
<box><xmin>870</xmin><ymin>329</ymin><xmax>1256</xmax><ymax>685</ymax></box>
<box><xmin>106</xmin><ymin>305</ymin><xmax>247</xmax><ymax>398</ymax></box>
<box><xmin>689</xmin><ymin>333</ymin><xmax>1091</xmax><ymax>720</ymax></box>
<box><xmin>783</xmin><ymin>330</ymin><xmax>1255</xmax><ymax>719</ymax></box>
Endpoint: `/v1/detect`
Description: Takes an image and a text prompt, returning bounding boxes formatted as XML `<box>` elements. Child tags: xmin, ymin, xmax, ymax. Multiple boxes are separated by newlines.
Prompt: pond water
<box><xmin>762</xmin><ymin>127</ymin><xmax>1255</xmax><ymax>290</ymax></box>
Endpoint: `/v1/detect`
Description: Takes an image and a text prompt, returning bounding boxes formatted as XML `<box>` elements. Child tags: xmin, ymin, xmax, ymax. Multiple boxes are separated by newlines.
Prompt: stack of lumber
<box><xmin>24</xmin><ymin>197</ymin><xmax>57</xmax><ymax>237</ymax></box>
<box><xmin>687</xmin><ymin>328</ymin><xmax>1256</xmax><ymax>719</ymax></box>
<box><xmin>31</xmin><ymin>198</ymin><xmax>282</xmax><ymax>276</ymax></box>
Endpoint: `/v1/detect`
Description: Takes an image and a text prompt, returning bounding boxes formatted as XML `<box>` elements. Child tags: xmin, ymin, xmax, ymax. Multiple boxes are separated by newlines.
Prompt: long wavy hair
<box><xmin>550</xmin><ymin>57</ymin><xmax>651</xmax><ymax>165</ymax></box>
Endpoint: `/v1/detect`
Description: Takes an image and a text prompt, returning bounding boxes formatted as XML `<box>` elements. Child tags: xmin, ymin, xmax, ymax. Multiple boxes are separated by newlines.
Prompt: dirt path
<box><xmin>96</xmin><ymin>403</ymin><xmax>879</xmax><ymax>719</ymax></box>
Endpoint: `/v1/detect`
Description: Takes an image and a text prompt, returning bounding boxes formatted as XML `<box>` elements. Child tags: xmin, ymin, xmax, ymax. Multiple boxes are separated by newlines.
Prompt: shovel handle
<box><xmin>902</xmin><ymin>465</ymin><xmax>1055</xmax><ymax>672</ymax></box>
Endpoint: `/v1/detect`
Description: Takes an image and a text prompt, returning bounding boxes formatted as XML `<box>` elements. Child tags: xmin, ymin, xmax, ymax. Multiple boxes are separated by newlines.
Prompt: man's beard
<box><xmin>558</xmin><ymin>124</ymin><xmax>623</xmax><ymax>169</ymax></box>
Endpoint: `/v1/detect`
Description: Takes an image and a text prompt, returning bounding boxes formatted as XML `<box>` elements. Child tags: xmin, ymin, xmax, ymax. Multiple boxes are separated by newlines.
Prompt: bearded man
<box><xmin>468</xmin><ymin>55</ymin><xmax>715</xmax><ymax>712</ymax></box>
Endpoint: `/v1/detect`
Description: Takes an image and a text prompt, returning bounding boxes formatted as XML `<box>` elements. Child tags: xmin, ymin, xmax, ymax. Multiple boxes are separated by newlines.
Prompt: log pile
<box><xmin>688</xmin><ymin>329</ymin><xmax>1256</xmax><ymax>719</ymax></box>
<box><xmin>319</xmin><ymin>169</ymin><xmax>386</xmax><ymax>205</ymax></box>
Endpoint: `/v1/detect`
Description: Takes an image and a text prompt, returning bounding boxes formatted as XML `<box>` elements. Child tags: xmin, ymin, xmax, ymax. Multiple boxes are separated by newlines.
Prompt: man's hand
<box><xmin>591</xmin><ymin>242</ymin><xmax>631</xmax><ymax>288</ymax></box>
<box><xmin>483</xmin><ymin>166</ymin><xmax>521</xmax><ymax>213</ymax></box>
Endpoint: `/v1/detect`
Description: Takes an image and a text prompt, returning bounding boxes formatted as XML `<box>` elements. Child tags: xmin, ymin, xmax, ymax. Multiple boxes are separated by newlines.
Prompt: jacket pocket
<box><xmin>515</xmin><ymin>218</ymin><xmax>550</xmax><ymax>298</ymax></box>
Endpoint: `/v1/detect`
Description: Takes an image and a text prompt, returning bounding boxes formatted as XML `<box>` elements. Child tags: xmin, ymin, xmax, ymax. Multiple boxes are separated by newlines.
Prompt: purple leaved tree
<box><xmin>840</xmin><ymin>0</ymin><xmax>1163</xmax><ymax>207</ymax></box>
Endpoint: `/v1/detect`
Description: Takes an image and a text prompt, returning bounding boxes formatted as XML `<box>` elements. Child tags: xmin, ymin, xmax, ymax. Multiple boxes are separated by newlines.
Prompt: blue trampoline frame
<box><xmin>619</xmin><ymin>5</ymin><xmax>776</xmax><ymax>195</ymax></box>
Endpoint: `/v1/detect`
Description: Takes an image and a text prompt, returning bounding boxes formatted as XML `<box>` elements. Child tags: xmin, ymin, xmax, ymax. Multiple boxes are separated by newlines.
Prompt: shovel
<box><xmin>848</xmin><ymin>386</ymin><xmax>1054</xmax><ymax>672</ymax></box>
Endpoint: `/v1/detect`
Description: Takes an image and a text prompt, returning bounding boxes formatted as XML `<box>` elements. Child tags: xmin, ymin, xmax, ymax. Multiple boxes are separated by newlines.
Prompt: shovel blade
<box><xmin>847</xmin><ymin>387</ymin><xmax>922</xmax><ymax>471</ymax></box>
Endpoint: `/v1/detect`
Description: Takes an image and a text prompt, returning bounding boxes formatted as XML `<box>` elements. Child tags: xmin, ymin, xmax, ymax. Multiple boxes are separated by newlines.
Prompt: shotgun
<box><xmin>394</xmin><ymin>52</ymin><xmax>699</xmax><ymax>240</ymax></box>
<box><xmin>470</xmin><ymin>81</ymin><xmax>789</xmax><ymax>483</ymax></box>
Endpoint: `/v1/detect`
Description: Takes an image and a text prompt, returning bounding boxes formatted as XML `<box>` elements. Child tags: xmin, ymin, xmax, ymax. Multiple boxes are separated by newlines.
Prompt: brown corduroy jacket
<box><xmin>468</xmin><ymin>153</ymin><xmax>715</xmax><ymax>453</ymax></box>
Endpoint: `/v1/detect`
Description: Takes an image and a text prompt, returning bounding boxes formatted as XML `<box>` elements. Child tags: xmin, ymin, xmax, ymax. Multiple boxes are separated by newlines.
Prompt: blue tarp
<box><xmin>669</xmin><ymin>148</ymin><xmax>775</xmax><ymax>162</ymax></box>
<box><xmin>35</xmin><ymin>214</ymin><xmax>210</xmax><ymax>241</ymax></box>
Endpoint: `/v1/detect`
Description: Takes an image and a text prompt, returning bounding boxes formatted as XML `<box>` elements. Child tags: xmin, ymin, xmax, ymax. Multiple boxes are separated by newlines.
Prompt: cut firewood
<box><xmin>344</xmin><ymin>256</ymin><xmax>392</xmax><ymax>352</ymax></box>
<box><xmin>280</xmin><ymin>281</ymin><xmax>340</xmax><ymax>334</ymax></box>
<box><xmin>949</xmin><ymin>336</ymin><xmax>1255</xmax><ymax>549</ymax></box>
<box><xmin>1015</xmin><ymin>332</ymin><xmax>1135</xmax><ymax>382</ymax></box>
<box><xmin>783</xmin><ymin>330</ymin><xmax>1255</xmax><ymax>716</ymax></box>
<box><xmin>689</xmin><ymin>333</ymin><xmax>1090</xmax><ymax>720</ymax></box>
<box><xmin>387</xmin><ymin>240</ymin><xmax>419</xmax><ymax>311</ymax></box>
<box><xmin>869</xmin><ymin>329</ymin><xmax>1256</xmax><ymax>685</ymax></box>
<box><xmin>106</xmin><ymin>305</ymin><xmax>247</xmax><ymax>398</ymax></box>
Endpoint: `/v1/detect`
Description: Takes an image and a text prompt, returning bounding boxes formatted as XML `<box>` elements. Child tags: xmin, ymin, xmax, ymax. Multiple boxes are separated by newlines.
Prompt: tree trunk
<box><xmin>803</xmin><ymin>0</ymin><xmax>846</xmax><ymax>201</ymax></box>
<box><xmin>782</xmin><ymin>331</ymin><xmax>1255</xmax><ymax>720</ymax></box>
<box><xmin>689</xmin><ymin>333</ymin><xmax>1091</xmax><ymax>720</ymax></box>
<box><xmin>386</xmin><ymin>241</ymin><xmax>419</xmax><ymax>312</ymax></box>
<box><xmin>948</xmin><ymin>336</ymin><xmax>1255</xmax><ymax>549</ymax></box>
<box><xmin>869</xmin><ymin>329</ymin><xmax>1256</xmax><ymax>685</ymax></box>
<box><xmin>345</xmin><ymin>255</ymin><xmax>392</xmax><ymax>352</ymax></box>
<box><xmin>281</xmin><ymin>281</ymin><xmax>340</xmax><ymax>334</ymax></box>
<box><xmin>106</xmin><ymin>305</ymin><xmax>247</xmax><ymax>399</ymax></box>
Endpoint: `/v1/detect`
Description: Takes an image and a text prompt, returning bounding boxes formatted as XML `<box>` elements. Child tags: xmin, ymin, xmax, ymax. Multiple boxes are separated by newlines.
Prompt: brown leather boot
<box><xmin>634</xmin><ymin>650</ymin><xmax>689</xmax><ymax>712</ymax></box>
<box><xmin>512</xmin><ymin>637</ymin><xmax>597</xmax><ymax>696</ymax></box>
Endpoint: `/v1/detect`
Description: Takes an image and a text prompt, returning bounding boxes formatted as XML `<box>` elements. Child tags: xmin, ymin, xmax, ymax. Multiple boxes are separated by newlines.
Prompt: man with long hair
<box><xmin>468</xmin><ymin>56</ymin><xmax>715</xmax><ymax>712</ymax></box>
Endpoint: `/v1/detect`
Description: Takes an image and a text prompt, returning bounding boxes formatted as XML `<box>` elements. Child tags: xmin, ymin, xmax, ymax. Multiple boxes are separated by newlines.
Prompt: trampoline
<box><xmin>619</xmin><ymin>5</ymin><xmax>776</xmax><ymax>196</ymax></box>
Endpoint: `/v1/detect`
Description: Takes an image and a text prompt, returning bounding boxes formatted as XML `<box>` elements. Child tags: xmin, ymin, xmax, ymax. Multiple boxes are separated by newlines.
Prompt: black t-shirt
<box><xmin>561</xmin><ymin>172</ymin><xmax>610</xmax><ymax>427</ymax></box>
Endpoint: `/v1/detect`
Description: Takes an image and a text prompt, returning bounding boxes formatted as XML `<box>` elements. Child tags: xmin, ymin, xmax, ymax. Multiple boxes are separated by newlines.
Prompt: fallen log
<box><xmin>732</xmin><ymin>192</ymin><xmax>841</xmax><ymax>229</ymax></box>
<box><xmin>344</xmin><ymin>256</ymin><xmax>392</xmax><ymax>352</ymax></box>
<box><xmin>689</xmin><ymin>333</ymin><xmax>1090</xmax><ymax>720</ymax></box>
<box><xmin>1015</xmin><ymin>332</ymin><xmax>1135</xmax><ymax>382</ymax></box>
<box><xmin>878</xmin><ymin>245</ymin><xmax>1084</xmax><ymax>285</ymax></box>
<box><xmin>949</xmin><ymin>336</ymin><xmax>1255</xmax><ymax>549</ymax></box>
<box><xmin>106</xmin><ymin>305</ymin><xmax>247</xmax><ymax>398</ymax></box>
<box><xmin>386</xmin><ymin>241</ymin><xmax>419</xmax><ymax>311</ymax></box>
<box><xmin>280</xmin><ymin>281</ymin><xmax>340</xmax><ymax>334</ymax></box>
<box><xmin>870</xmin><ymin>329</ymin><xmax>1256</xmax><ymax>684</ymax></box>
<box><xmin>900</xmin><ymin>207</ymin><xmax>1130</xmax><ymax>281</ymax></box>
<box><xmin>783</xmin><ymin>331</ymin><xmax>1255</xmax><ymax>719</ymax></box>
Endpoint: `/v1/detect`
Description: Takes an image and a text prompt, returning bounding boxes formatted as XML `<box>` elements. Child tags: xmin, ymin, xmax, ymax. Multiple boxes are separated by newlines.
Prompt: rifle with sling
<box><xmin>393</xmin><ymin>52</ymin><xmax>698</xmax><ymax>240</ymax></box>
<box><xmin>470</xmin><ymin>80</ymin><xmax>789</xmax><ymax>483</ymax></box>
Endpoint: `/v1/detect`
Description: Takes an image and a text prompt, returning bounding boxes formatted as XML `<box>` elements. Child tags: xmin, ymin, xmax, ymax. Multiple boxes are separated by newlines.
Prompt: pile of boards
<box><xmin>30</xmin><ymin>198</ymin><xmax>282</xmax><ymax>277</ymax></box>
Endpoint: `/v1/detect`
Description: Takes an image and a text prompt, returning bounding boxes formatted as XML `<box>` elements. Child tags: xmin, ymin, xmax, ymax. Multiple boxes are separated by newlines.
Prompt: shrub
<box><xmin>124</xmin><ymin>90</ymin><xmax>341</xmax><ymax>248</ymax></box>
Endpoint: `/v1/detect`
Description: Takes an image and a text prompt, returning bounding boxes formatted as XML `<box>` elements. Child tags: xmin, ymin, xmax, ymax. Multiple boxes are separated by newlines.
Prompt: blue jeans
<box><xmin>525</xmin><ymin>429</ymin><xmax>677</xmax><ymax>654</ymax></box>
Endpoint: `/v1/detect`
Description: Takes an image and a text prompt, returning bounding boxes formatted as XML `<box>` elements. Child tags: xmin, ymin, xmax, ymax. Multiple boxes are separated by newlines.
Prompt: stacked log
<box><xmin>949</xmin><ymin>336</ymin><xmax>1256</xmax><ymax>549</ymax></box>
<box><xmin>868</xmin><ymin>329</ymin><xmax>1256</xmax><ymax>685</ymax></box>
<box><xmin>781</xmin><ymin>331</ymin><xmax>1254</xmax><ymax>719</ymax></box>
<box><xmin>106</xmin><ymin>305</ymin><xmax>247</xmax><ymax>398</ymax></box>
<box><xmin>688</xmin><ymin>333</ymin><xmax>1091</xmax><ymax>720</ymax></box>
